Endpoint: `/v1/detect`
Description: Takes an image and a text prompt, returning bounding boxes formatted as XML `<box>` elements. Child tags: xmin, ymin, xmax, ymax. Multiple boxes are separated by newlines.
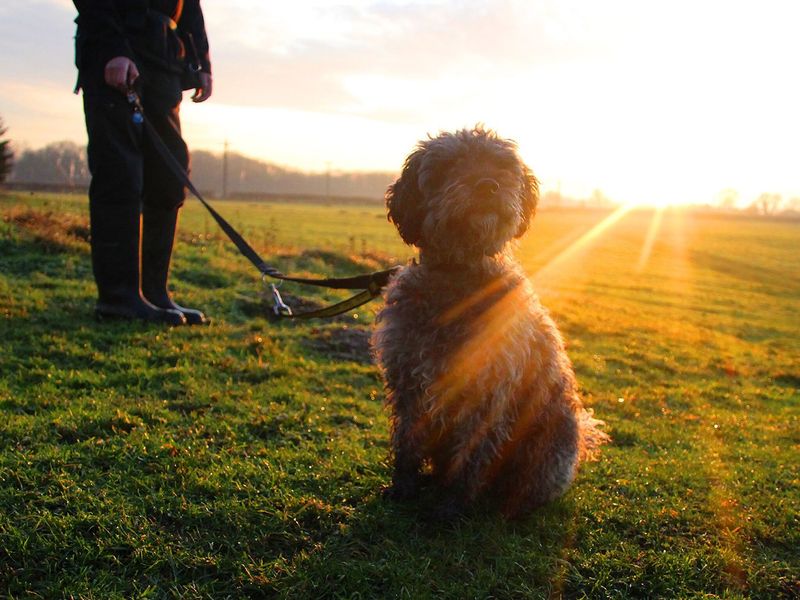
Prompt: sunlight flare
<box><xmin>530</xmin><ymin>204</ymin><xmax>636</xmax><ymax>284</ymax></box>
<box><xmin>636</xmin><ymin>206</ymin><xmax>666</xmax><ymax>272</ymax></box>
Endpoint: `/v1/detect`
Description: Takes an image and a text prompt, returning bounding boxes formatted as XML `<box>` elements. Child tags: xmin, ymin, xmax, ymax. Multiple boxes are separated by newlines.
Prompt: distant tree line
<box><xmin>190</xmin><ymin>150</ymin><xmax>395</xmax><ymax>200</ymax></box>
<box><xmin>4</xmin><ymin>134</ymin><xmax>799</xmax><ymax>215</ymax></box>
<box><xmin>6</xmin><ymin>139</ymin><xmax>396</xmax><ymax>201</ymax></box>
<box><xmin>10</xmin><ymin>141</ymin><xmax>90</xmax><ymax>187</ymax></box>
<box><xmin>717</xmin><ymin>188</ymin><xmax>800</xmax><ymax>216</ymax></box>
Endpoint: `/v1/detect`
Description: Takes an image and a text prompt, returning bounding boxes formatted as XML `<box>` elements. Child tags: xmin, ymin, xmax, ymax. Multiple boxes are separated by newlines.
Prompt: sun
<box><xmin>620</xmin><ymin>194</ymin><xmax>700</xmax><ymax>209</ymax></box>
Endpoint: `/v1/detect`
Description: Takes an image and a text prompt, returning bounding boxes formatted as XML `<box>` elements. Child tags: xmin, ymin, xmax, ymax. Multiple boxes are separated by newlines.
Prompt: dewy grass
<box><xmin>0</xmin><ymin>191</ymin><xmax>798</xmax><ymax>598</ymax></box>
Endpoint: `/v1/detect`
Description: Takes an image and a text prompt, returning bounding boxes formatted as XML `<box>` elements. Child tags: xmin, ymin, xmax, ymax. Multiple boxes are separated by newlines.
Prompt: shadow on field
<box><xmin>0</xmin><ymin>231</ymin><xmax>215</xmax><ymax>411</ymax></box>
<box><xmin>0</xmin><ymin>234</ymin><xmax>95</xmax><ymax>324</ymax></box>
<box><xmin>690</xmin><ymin>249</ymin><xmax>799</xmax><ymax>294</ymax></box>
<box><xmin>260</xmin><ymin>493</ymin><xmax>575</xmax><ymax>597</ymax></box>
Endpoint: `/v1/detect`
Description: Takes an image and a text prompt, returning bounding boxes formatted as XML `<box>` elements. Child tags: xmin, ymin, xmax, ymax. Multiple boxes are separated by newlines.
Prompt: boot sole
<box><xmin>95</xmin><ymin>306</ymin><xmax>187</xmax><ymax>326</ymax></box>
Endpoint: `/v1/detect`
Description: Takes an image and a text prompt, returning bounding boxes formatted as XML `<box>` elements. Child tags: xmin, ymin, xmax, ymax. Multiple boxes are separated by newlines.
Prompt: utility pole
<box><xmin>222</xmin><ymin>139</ymin><xmax>229</xmax><ymax>199</ymax></box>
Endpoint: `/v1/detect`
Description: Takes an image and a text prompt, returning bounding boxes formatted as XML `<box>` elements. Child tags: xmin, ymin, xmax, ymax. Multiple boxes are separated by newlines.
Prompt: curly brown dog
<box><xmin>372</xmin><ymin>126</ymin><xmax>608</xmax><ymax>519</ymax></box>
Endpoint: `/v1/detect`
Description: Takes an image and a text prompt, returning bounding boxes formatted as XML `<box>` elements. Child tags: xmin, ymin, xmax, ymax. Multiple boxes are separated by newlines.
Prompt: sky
<box><xmin>1</xmin><ymin>0</ymin><xmax>799</xmax><ymax>206</ymax></box>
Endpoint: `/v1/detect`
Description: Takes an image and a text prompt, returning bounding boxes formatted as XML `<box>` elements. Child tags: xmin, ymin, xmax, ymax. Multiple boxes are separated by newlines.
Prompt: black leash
<box><xmin>127</xmin><ymin>90</ymin><xmax>401</xmax><ymax>319</ymax></box>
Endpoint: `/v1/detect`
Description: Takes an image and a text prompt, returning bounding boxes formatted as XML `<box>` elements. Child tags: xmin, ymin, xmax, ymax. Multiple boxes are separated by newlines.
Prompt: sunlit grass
<box><xmin>0</xmin><ymin>191</ymin><xmax>798</xmax><ymax>598</ymax></box>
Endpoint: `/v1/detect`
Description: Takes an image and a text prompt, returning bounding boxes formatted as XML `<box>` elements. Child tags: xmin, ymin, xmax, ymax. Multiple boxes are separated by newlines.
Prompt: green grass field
<box><xmin>1</xmin><ymin>191</ymin><xmax>798</xmax><ymax>599</ymax></box>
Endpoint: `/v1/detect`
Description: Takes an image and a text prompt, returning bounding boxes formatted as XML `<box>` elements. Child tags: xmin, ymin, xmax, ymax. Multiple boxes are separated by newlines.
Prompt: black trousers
<box><xmin>82</xmin><ymin>67</ymin><xmax>188</xmax><ymax>216</ymax></box>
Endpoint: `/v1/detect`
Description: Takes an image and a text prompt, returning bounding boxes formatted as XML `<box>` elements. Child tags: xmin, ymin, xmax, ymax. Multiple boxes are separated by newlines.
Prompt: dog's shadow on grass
<box><xmin>263</xmin><ymin>489</ymin><xmax>577</xmax><ymax>597</ymax></box>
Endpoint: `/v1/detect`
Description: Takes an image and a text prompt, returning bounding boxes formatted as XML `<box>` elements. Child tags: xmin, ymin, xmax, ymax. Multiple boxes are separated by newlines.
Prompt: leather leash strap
<box><xmin>127</xmin><ymin>91</ymin><xmax>400</xmax><ymax>319</ymax></box>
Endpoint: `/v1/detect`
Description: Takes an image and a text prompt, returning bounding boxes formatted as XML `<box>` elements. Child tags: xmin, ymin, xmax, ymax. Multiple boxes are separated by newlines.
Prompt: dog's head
<box><xmin>386</xmin><ymin>126</ymin><xmax>538</xmax><ymax>262</ymax></box>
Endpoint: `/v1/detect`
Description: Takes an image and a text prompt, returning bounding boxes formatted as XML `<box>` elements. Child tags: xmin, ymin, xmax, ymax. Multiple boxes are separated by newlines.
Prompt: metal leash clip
<box><xmin>269</xmin><ymin>282</ymin><xmax>293</xmax><ymax>317</ymax></box>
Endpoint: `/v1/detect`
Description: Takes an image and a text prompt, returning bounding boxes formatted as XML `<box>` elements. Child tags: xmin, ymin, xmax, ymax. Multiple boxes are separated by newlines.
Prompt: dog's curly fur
<box><xmin>372</xmin><ymin>126</ymin><xmax>609</xmax><ymax>518</ymax></box>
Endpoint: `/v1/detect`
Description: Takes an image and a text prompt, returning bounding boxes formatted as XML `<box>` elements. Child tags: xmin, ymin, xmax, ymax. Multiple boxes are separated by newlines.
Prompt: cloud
<box><xmin>0</xmin><ymin>0</ymin><xmax>76</xmax><ymax>87</ymax></box>
<box><xmin>0</xmin><ymin>81</ymin><xmax>86</xmax><ymax>150</ymax></box>
<box><xmin>202</xmin><ymin>0</ymin><xmax>616</xmax><ymax>118</ymax></box>
<box><xmin>0</xmin><ymin>1</ymin><xmax>82</xmax><ymax>148</ymax></box>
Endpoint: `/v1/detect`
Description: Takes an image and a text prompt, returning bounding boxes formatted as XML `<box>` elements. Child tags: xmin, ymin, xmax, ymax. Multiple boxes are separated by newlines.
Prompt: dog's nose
<box><xmin>475</xmin><ymin>178</ymin><xmax>500</xmax><ymax>196</ymax></box>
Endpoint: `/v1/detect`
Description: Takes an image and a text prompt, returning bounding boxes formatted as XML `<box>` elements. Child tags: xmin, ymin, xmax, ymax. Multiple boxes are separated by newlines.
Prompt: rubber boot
<box><xmin>141</xmin><ymin>205</ymin><xmax>209</xmax><ymax>325</ymax></box>
<box><xmin>90</xmin><ymin>202</ymin><xmax>187</xmax><ymax>326</ymax></box>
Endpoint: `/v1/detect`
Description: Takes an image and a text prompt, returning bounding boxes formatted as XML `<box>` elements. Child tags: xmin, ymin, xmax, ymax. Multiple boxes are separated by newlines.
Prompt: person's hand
<box><xmin>192</xmin><ymin>72</ymin><xmax>213</xmax><ymax>103</ymax></box>
<box><xmin>104</xmin><ymin>56</ymin><xmax>139</xmax><ymax>92</ymax></box>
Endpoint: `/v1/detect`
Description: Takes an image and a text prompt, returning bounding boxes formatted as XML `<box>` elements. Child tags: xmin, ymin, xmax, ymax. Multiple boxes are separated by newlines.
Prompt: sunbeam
<box><xmin>636</xmin><ymin>206</ymin><xmax>666</xmax><ymax>272</ymax></box>
<box><xmin>530</xmin><ymin>204</ymin><xmax>636</xmax><ymax>284</ymax></box>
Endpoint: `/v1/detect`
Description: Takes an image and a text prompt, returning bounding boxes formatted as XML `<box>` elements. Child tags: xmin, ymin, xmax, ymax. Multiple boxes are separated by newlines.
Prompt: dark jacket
<box><xmin>73</xmin><ymin>0</ymin><xmax>211</xmax><ymax>86</ymax></box>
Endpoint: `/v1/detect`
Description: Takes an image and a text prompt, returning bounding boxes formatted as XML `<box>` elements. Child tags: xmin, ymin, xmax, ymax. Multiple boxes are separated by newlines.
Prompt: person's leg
<box><xmin>141</xmin><ymin>205</ymin><xmax>209</xmax><ymax>325</ymax></box>
<box><xmin>140</xmin><ymin>83</ymin><xmax>209</xmax><ymax>325</ymax></box>
<box><xmin>83</xmin><ymin>90</ymin><xmax>186</xmax><ymax>325</ymax></box>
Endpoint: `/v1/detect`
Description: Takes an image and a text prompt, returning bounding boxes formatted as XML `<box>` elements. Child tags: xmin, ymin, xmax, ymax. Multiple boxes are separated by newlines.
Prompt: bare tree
<box><xmin>750</xmin><ymin>193</ymin><xmax>782</xmax><ymax>216</ymax></box>
<box><xmin>0</xmin><ymin>117</ymin><xmax>13</xmax><ymax>184</ymax></box>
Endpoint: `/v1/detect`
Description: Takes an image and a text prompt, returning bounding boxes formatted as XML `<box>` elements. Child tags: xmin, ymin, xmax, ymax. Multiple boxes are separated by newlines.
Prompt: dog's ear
<box><xmin>515</xmin><ymin>166</ymin><xmax>539</xmax><ymax>238</ymax></box>
<box><xmin>386</xmin><ymin>148</ymin><xmax>425</xmax><ymax>246</ymax></box>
